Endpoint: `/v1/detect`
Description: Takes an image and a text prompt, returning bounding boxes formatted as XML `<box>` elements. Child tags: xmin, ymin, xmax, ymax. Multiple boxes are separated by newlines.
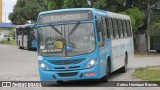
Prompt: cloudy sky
<box><xmin>2</xmin><ymin>0</ymin><xmax>17</xmax><ymax>22</ymax></box>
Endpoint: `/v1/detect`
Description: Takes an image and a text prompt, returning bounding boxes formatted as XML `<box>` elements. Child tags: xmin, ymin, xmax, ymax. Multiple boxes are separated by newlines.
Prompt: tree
<box><xmin>45</xmin><ymin>0</ymin><xmax>64</xmax><ymax>10</ymax></box>
<box><xmin>127</xmin><ymin>0</ymin><xmax>159</xmax><ymax>11</ymax></box>
<box><xmin>63</xmin><ymin>0</ymin><xmax>89</xmax><ymax>8</ymax></box>
<box><xmin>92</xmin><ymin>0</ymin><xmax>107</xmax><ymax>10</ymax></box>
<box><xmin>9</xmin><ymin>0</ymin><xmax>46</xmax><ymax>25</ymax></box>
<box><xmin>92</xmin><ymin>0</ymin><xmax>133</xmax><ymax>12</ymax></box>
<box><xmin>126</xmin><ymin>0</ymin><xmax>160</xmax><ymax>52</ymax></box>
<box><xmin>9</xmin><ymin>28</ymin><xmax>16</xmax><ymax>40</ymax></box>
<box><xmin>9</xmin><ymin>0</ymin><xmax>26</xmax><ymax>24</ymax></box>
<box><xmin>119</xmin><ymin>7</ymin><xmax>145</xmax><ymax>37</ymax></box>
<box><xmin>150</xmin><ymin>23</ymin><xmax>160</xmax><ymax>36</ymax></box>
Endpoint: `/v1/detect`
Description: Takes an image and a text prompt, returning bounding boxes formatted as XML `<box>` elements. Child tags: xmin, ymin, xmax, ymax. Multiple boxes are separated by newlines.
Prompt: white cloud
<box><xmin>2</xmin><ymin>0</ymin><xmax>17</xmax><ymax>23</ymax></box>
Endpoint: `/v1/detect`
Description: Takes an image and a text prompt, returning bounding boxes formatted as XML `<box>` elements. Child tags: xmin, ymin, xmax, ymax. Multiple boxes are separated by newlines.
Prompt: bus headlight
<box><xmin>40</xmin><ymin>63</ymin><xmax>45</xmax><ymax>68</ymax></box>
<box><xmin>85</xmin><ymin>58</ymin><xmax>97</xmax><ymax>68</ymax></box>
<box><xmin>40</xmin><ymin>62</ymin><xmax>48</xmax><ymax>70</ymax></box>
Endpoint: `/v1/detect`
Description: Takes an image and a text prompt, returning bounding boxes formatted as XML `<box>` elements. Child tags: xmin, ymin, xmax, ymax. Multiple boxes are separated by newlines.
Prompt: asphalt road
<box><xmin>0</xmin><ymin>44</ymin><xmax>160</xmax><ymax>90</ymax></box>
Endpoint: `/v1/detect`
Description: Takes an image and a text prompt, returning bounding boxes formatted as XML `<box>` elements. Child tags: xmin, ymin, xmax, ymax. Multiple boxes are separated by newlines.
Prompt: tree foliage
<box><xmin>151</xmin><ymin>11</ymin><xmax>160</xmax><ymax>24</ymax></box>
<box><xmin>92</xmin><ymin>0</ymin><xmax>137</xmax><ymax>12</ymax></box>
<box><xmin>9</xmin><ymin>0</ymin><xmax>46</xmax><ymax>25</ymax></box>
<box><xmin>45</xmin><ymin>0</ymin><xmax>64</xmax><ymax>10</ymax></box>
<box><xmin>63</xmin><ymin>0</ymin><xmax>89</xmax><ymax>8</ymax></box>
<box><xmin>10</xmin><ymin>0</ymin><xmax>158</xmax><ymax>36</ymax></box>
<box><xmin>150</xmin><ymin>23</ymin><xmax>160</xmax><ymax>36</ymax></box>
<box><xmin>45</xmin><ymin>0</ymin><xmax>89</xmax><ymax>10</ymax></box>
<box><xmin>127</xmin><ymin>0</ymin><xmax>159</xmax><ymax>11</ymax></box>
<box><xmin>9</xmin><ymin>28</ymin><xmax>16</xmax><ymax>40</ymax></box>
<box><xmin>119</xmin><ymin>7</ymin><xmax>145</xmax><ymax>36</ymax></box>
<box><xmin>92</xmin><ymin>0</ymin><xmax>107</xmax><ymax>10</ymax></box>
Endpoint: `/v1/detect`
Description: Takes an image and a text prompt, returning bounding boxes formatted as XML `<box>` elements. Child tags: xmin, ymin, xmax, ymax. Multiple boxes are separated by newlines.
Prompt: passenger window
<box><xmin>129</xmin><ymin>21</ymin><xmax>132</xmax><ymax>36</ymax></box>
<box><xmin>118</xmin><ymin>20</ymin><xmax>123</xmax><ymax>38</ymax></box>
<box><xmin>122</xmin><ymin>20</ymin><xmax>127</xmax><ymax>37</ymax></box>
<box><xmin>126</xmin><ymin>20</ymin><xmax>132</xmax><ymax>37</ymax></box>
<box><xmin>96</xmin><ymin>19</ymin><xmax>104</xmax><ymax>41</ymax></box>
<box><xmin>102</xmin><ymin>17</ymin><xmax>109</xmax><ymax>39</ymax></box>
<box><xmin>113</xmin><ymin>19</ymin><xmax>119</xmax><ymax>38</ymax></box>
<box><xmin>106</xmin><ymin>18</ymin><xmax>114</xmax><ymax>39</ymax></box>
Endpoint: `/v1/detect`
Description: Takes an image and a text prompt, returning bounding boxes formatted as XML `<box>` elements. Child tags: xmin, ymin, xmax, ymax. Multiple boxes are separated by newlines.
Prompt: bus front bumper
<box><xmin>38</xmin><ymin>65</ymin><xmax>100</xmax><ymax>81</ymax></box>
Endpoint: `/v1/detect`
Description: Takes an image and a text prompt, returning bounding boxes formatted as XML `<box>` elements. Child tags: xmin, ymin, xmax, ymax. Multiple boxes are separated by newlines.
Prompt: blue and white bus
<box><xmin>16</xmin><ymin>24</ymin><xmax>37</xmax><ymax>49</ymax></box>
<box><xmin>37</xmin><ymin>8</ymin><xmax>134</xmax><ymax>83</ymax></box>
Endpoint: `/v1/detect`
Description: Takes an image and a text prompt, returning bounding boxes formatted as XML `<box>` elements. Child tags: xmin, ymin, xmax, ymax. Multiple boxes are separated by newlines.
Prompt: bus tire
<box><xmin>120</xmin><ymin>53</ymin><xmax>128</xmax><ymax>73</ymax></box>
<box><xmin>19</xmin><ymin>46</ymin><xmax>23</xmax><ymax>49</ymax></box>
<box><xmin>18</xmin><ymin>41</ymin><xmax>22</xmax><ymax>49</ymax></box>
<box><xmin>57</xmin><ymin>80</ymin><xmax>63</xmax><ymax>84</ymax></box>
<box><xmin>100</xmin><ymin>59</ymin><xmax>111</xmax><ymax>82</ymax></box>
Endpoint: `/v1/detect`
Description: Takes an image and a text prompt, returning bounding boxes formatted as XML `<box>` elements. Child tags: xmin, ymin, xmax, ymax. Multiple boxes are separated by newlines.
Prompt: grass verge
<box><xmin>134</xmin><ymin>65</ymin><xmax>160</xmax><ymax>82</ymax></box>
<box><xmin>0</xmin><ymin>39</ymin><xmax>16</xmax><ymax>45</ymax></box>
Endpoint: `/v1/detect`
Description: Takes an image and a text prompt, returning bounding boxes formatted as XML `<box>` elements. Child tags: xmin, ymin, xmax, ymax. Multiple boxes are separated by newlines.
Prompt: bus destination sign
<box><xmin>38</xmin><ymin>11</ymin><xmax>93</xmax><ymax>24</ymax></box>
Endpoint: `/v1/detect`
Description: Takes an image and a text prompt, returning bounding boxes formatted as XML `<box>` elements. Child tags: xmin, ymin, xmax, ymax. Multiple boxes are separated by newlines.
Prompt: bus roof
<box><xmin>39</xmin><ymin>8</ymin><xmax>95</xmax><ymax>15</ymax></box>
<box><xmin>39</xmin><ymin>8</ymin><xmax>130</xmax><ymax>20</ymax></box>
<box><xmin>107</xmin><ymin>12</ymin><xmax>130</xmax><ymax>20</ymax></box>
<box><xmin>16</xmin><ymin>24</ymin><xmax>35</xmax><ymax>28</ymax></box>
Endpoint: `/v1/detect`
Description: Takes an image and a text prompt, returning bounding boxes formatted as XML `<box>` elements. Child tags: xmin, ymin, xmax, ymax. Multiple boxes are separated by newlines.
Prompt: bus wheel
<box><xmin>19</xmin><ymin>46</ymin><xmax>22</xmax><ymax>49</ymax></box>
<box><xmin>18</xmin><ymin>41</ymin><xmax>22</xmax><ymax>49</ymax></box>
<box><xmin>57</xmin><ymin>80</ymin><xmax>63</xmax><ymax>84</ymax></box>
<box><xmin>100</xmin><ymin>61</ymin><xmax>110</xmax><ymax>82</ymax></box>
<box><xmin>120</xmin><ymin>54</ymin><xmax>128</xmax><ymax>73</ymax></box>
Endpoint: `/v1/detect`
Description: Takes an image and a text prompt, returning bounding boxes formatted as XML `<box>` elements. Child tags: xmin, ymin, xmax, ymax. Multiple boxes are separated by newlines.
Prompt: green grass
<box><xmin>134</xmin><ymin>65</ymin><xmax>160</xmax><ymax>82</ymax></box>
<box><xmin>0</xmin><ymin>39</ymin><xmax>16</xmax><ymax>45</ymax></box>
<box><xmin>0</xmin><ymin>28</ymin><xmax>15</xmax><ymax>30</ymax></box>
<box><xmin>0</xmin><ymin>28</ymin><xmax>10</xmax><ymax>30</ymax></box>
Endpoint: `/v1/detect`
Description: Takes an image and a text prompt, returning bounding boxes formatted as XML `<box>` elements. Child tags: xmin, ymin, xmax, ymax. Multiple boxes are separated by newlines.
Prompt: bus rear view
<box><xmin>37</xmin><ymin>8</ymin><xmax>134</xmax><ymax>83</ymax></box>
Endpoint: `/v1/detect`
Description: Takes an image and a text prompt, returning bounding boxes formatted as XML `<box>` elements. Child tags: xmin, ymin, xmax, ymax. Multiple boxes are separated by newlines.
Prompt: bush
<box><xmin>150</xmin><ymin>23</ymin><xmax>160</xmax><ymax>36</ymax></box>
<box><xmin>0</xmin><ymin>39</ymin><xmax>16</xmax><ymax>45</ymax></box>
<box><xmin>119</xmin><ymin>7</ymin><xmax>145</xmax><ymax>37</ymax></box>
<box><xmin>134</xmin><ymin>65</ymin><xmax>160</xmax><ymax>81</ymax></box>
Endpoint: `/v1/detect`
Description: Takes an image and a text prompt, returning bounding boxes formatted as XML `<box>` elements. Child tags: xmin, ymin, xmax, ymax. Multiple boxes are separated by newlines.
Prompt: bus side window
<box><xmin>107</xmin><ymin>18</ymin><xmax>114</xmax><ymax>39</ymax></box>
<box><xmin>118</xmin><ymin>19</ymin><xmax>123</xmax><ymax>38</ymax></box>
<box><xmin>117</xmin><ymin>19</ymin><xmax>121</xmax><ymax>38</ymax></box>
<box><xmin>129</xmin><ymin>21</ymin><xmax>132</xmax><ymax>36</ymax></box>
<box><xmin>126</xmin><ymin>20</ymin><xmax>132</xmax><ymax>37</ymax></box>
<box><xmin>102</xmin><ymin>17</ymin><xmax>109</xmax><ymax>39</ymax></box>
<box><xmin>122</xmin><ymin>20</ymin><xmax>127</xmax><ymax>37</ymax></box>
<box><xmin>19</xmin><ymin>29</ymin><xmax>23</xmax><ymax>35</ymax></box>
<box><xmin>21</xmin><ymin>29</ymin><xmax>23</xmax><ymax>35</ymax></box>
<box><xmin>96</xmin><ymin>19</ymin><xmax>104</xmax><ymax>42</ymax></box>
<box><xmin>18</xmin><ymin>29</ymin><xmax>21</xmax><ymax>35</ymax></box>
<box><xmin>113</xmin><ymin>19</ymin><xmax>119</xmax><ymax>39</ymax></box>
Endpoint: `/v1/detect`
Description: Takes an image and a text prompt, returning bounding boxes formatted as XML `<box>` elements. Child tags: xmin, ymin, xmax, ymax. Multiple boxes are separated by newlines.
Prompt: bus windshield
<box><xmin>38</xmin><ymin>22</ymin><xmax>95</xmax><ymax>57</ymax></box>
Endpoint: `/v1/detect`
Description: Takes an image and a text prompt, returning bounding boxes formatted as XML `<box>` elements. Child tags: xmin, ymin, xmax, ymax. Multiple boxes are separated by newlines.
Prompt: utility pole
<box><xmin>146</xmin><ymin>0</ymin><xmax>151</xmax><ymax>53</ymax></box>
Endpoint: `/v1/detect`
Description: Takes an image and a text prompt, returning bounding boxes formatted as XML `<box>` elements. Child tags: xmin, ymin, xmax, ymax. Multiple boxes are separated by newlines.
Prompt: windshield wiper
<box><xmin>68</xmin><ymin>21</ymin><xmax>81</xmax><ymax>35</ymax></box>
<box><xmin>49</xmin><ymin>24</ymin><xmax>62</xmax><ymax>35</ymax></box>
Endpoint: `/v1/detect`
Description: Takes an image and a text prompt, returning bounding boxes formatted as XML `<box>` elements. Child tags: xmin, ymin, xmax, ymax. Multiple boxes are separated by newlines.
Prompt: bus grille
<box><xmin>48</xmin><ymin>58</ymin><xmax>85</xmax><ymax>65</ymax></box>
<box><xmin>58</xmin><ymin>72</ymin><xmax>78</xmax><ymax>77</ymax></box>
